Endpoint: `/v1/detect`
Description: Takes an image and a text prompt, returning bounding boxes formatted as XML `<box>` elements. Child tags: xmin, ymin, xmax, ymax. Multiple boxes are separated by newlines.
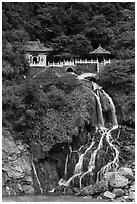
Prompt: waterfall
<box><xmin>31</xmin><ymin>158</ymin><xmax>44</xmax><ymax>194</ymax></box>
<box><xmin>64</xmin><ymin>154</ymin><xmax>69</xmax><ymax>177</ymax></box>
<box><xmin>74</xmin><ymin>140</ymin><xmax>95</xmax><ymax>175</ymax></box>
<box><xmin>96</xmin><ymin>126</ymin><xmax>119</xmax><ymax>181</ymax></box>
<box><xmin>101</xmin><ymin>90</ymin><xmax>118</xmax><ymax>127</ymax></box>
<box><xmin>92</xmin><ymin>91</ymin><xmax>105</xmax><ymax>127</ymax></box>
<box><xmin>49</xmin><ymin>83</ymin><xmax>119</xmax><ymax>192</ymax></box>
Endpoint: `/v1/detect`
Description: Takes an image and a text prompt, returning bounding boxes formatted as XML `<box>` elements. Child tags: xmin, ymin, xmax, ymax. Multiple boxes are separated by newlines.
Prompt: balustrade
<box><xmin>48</xmin><ymin>58</ymin><xmax>111</xmax><ymax>67</ymax></box>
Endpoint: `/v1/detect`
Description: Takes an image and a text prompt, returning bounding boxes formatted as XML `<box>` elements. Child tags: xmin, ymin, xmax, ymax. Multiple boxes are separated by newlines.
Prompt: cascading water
<box><xmin>31</xmin><ymin>157</ymin><xmax>44</xmax><ymax>194</ymax></box>
<box><xmin>101</xmin><ymin>90</ymin><xmax>118</xmax><ymax>127</ymax></box>
<box><xmin>52</xmin><ymin>84</ymin><xmax>119</xmax><ymax>192</ymax></box>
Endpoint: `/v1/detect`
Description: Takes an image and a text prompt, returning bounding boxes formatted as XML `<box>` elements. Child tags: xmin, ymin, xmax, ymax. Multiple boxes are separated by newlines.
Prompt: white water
<box><xmin>56</xmin><ymin>87</ymin><xmax>119</xmax><ymax>190</ymax></box>
<box><xmin>92</xmin><ymin>91</ymin><xmax>105</xmax><ymax>127</ymax></box>
<box><xmin>31</xmin><ymin>158</ymin><xmax>44</xmax><ymax>194</ymax></box>
<box><xmin>101</xmin><ymin>90</ymin><xmax>118</xmax><ymax>127</ymax></box>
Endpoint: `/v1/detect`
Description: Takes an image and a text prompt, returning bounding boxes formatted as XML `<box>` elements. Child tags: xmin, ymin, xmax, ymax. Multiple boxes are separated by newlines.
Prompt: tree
<box><xmin>83</xmin><ymin>14</ymin><xmax>114</xmax><ymax>48</ymax></box>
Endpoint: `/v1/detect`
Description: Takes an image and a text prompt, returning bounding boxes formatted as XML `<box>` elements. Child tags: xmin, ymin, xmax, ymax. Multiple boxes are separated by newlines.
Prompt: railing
<box><xmin>48</xmin><ymin>59</ymin><xmax>111</xmax><ymax>67</ymax></box>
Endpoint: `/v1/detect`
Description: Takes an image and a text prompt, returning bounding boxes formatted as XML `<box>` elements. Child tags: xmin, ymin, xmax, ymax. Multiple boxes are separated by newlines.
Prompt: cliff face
<box><xmin>2</xmin><ymin>70</ymin><xmax>135</xmax><ymax>196</ymax></box>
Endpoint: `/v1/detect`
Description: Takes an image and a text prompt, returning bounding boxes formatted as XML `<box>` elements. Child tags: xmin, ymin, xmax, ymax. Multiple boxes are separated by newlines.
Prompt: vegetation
<box><xmin>2</xmin><ymin>3</ymin><xmax>135</xmax><ymax>158</ymax></box>
<box><xmin>2</xmin><ymin>2</ymin><xmax>134</xmax><ymax>80</ymax></box>
<box><xmin>3</xmin><ymin>70</ymin><xmax>97</xmax><ymax>151</ymax></box>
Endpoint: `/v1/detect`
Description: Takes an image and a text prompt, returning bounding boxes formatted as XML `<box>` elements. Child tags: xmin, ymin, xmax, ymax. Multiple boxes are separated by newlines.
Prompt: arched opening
<box><xmin>33</xmin><ymin>56</ymin><xmax>38</xmax><ymax>64</ymax></box>
<box><xmin>66</xmin><ymin>67</ymin><xmax>74</xmax><ymax>73</ymax></box>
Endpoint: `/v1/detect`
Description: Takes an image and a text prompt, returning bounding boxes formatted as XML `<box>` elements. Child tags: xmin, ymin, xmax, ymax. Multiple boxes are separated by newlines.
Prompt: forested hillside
<box><xmin>2</xmin><ymin>2</ymin><xmax>134</xmax><ymax>80</ymax></box>
<box><xmin>2</xmin><ymin>3</ymin><xmax>135</xmax><ymax>199</ymax></box>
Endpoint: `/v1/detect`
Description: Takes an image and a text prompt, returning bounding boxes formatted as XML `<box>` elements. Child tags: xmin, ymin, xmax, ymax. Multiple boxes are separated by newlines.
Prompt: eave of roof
<box><xmin>90</xmin><ymin>45</ymin><xmax>111</xmax><ymax>55</ymax></box>
<box><xmin>25</xmin><ymin>41</ymin><xmax>53</xmax><ymax>52</ymax></box>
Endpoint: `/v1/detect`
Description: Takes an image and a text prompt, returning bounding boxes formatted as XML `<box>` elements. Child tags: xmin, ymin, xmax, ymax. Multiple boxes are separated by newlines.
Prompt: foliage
<box><xmin>2</xmin><ymin>70</ymin><xmax>97</xmax><ymax>150</ymax></box>
<box><xmin>2</xmin><ymin>2</ymin><xmax>135</xmax><ymax>62</ymax></box>
<box><xmin>2</xmin><ymin>29</ymin><xmax>29</xmax><ymax>80</ymax></box>
<box><xmin>98</xmin><ymin>59</ymin><xmax>135</xmax><ymax>127</ymax></box>
<box><xmin>2</xmin><ymin>2</ymin><xmax>135</xmax><ymax>153</ymax></box>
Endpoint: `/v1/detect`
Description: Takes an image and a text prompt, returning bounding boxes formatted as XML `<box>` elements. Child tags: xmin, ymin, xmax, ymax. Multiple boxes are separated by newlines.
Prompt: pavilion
<box><xmin>90</xmin><ymin>45</ymin><xmax>111</xmax><ymax>72</ymax></box>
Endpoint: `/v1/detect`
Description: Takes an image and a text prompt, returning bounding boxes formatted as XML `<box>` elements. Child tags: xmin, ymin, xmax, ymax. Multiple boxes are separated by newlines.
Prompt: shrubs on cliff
<box><xmin>98</xmin><ymin>59</ymin><xmax>135</xmax><ymax>127</ymax></box>
<box><xmin>3</xmin><ymin>70</ymin><xmax>97</xmax><ymax>151</ymax></box>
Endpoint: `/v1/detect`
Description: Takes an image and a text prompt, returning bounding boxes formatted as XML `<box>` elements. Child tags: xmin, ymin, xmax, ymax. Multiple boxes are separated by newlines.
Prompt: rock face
<box><xmin>112</xmin><ymin>188</ymin><xmax>124</xmax><ymax>197</ymax></box>
<box><xmin>93</xmin><ymin>181</ymin><xmax>109</xmax><ymax>194</ymax></box>
<box><xmin>2</xmin><ymin>129</ymin><xmax>34</xmax><ymax>195</ymax></box>
<box><xmin>104</xmin><ymin>172</ymin><xmax>129</xmax><ymax>188</ymax></box>
<box><xmin>118</xmin><ymin>167</ymin><xmax>134</xmax><ymax>180</ymax></box>
<box><xmin>2</xmin><ymin>129</ymin><xmax>59</xmax><ymax>195</ymax></box>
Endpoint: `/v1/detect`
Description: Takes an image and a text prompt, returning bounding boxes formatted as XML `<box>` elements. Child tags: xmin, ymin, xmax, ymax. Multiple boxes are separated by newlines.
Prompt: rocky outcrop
<box><xmin>104</xmin><ymin>172</ymin><xmax>129</xmax><ymax>188</ymax></box>
<box><xmin>2</xmin><ymin>129</ymin><xmax>59</xmax><ymax>195</ymax></box>
<box><xmin>2</xmin><ymin>129</ymin><xmax>34</xmax><ymax>196</ymax></box>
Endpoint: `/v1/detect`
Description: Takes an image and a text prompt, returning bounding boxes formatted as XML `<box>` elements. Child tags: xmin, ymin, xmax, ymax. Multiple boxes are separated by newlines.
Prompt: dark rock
<box><xmin>76</xmin><ymin>185</ymin><xmax>94</xmax><ymax>196</ymax></box>
<box><xmin>73</xmin><ymin>187</ymin><xmax>80</xmax><ymax>193</ymax></box>
<box><xmin>124</xmin><ymin>189</ymin><xmax>129</xmax><ymax>196</ymax></box>
<box><xmin>112</xmin><ymin>188</ymin><xmax>124</xmax><ymax>197</ymax></box>
<box><xmin>81</xmin><ymin>172</ymin><xmax>95</xmax><ymax>187</ymax></box>
<box><xmin>93</xmin><ymin>181</ymin><xmax>109</xmax><ymax>194</ymax></box>
<box><xmin>104</xmin><ymin>172</ymin><xmax>128</xmax><ymax>188</ymax></box>
<box><xmin>2</xmin><ymin>187</ymin><xmax>9</xmax><ymax>196</ymax></box>
<box><xmin>64</xmin><ymin>187</ymin><xmax>74</xmax><ymax>195</ymax></box>
<box><xmin>54</xmin><ymin>185</ymin><xmax>65</xmax><ymax>193</ymax></box>
<box><xmin>21</xmin><ymin>185</ymin><xmax>35</xmax><ymax>194</ymax></box>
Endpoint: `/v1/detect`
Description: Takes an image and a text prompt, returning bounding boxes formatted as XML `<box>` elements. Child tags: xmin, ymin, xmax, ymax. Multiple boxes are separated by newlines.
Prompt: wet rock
<box><xmin>112</xmin><ymin>188</ymin><xmax>124</xmax><ymax>197</ymax></box>
<box><xmin>76</xmin><ymin>185</ymin><xmax>94</xmax><ymax>196</ymax></box>
<box><xmin>124</xmin><ymin>189</ymin><xmax>129</xmax><ymax>196</ymax></box>
<box><xmin>2</xmin><ymin>187</ymin><xmax>9</xmax><ymax>196</ymax></box>
<box><xmin>21</xmin><ymin>185</ymin><xmax>35</xmax><ymax>194</ymax></box>
<box><xmin>54</xmin><ymin>185</ymin><xmax>65</xmax><ymax>193</ymax></box>
<box><xmin>73</xmin><ymin>187</ymin><xmax>80</xmax><ymax>193</ymax></box>
<box><xmin>64</xmin><ymin>187</ymin><xmax>73</xmax><ymax>195</ymax></box>
<box><xmin>21</xmin><ymin>175</ymin><xmax>33</xmax><ymax>185</ymax></box>
<box><xmin>2</xmin><ymin>129</ymin><xmax>33</xmax><ymax>195</ymax></box>
<box><xmin>103</xmin><ymin>191</ymin><xmax>115</xmax><ymax>199</ymax></box>
<box><xmin>122</xmin><ymin>196</ymin><xmax>131</xmax><ymax>202</ymax></box>
<box><xmin>128</xmin><ymin>191</ymin><xmax>135</xmax><ymax>200</ymax></box>
<box><xmin>93</xmin><ymin>181</ymin><xmax>109</xmax><ymax>194</ymax></box>
<box><xmin>104</xmin><ymin>172</ymin><xmax>128</xmax><ymax>188</ymax></box>
<box><xmin>129</xmin><ymin>184</ymin><xmax>135</xmax><ymax>191</ymax></box>
<box><xmin>118</xmin><ymin>167</ymin><xmax>134</xmax><ymax>180</ymax></box>
<box><xmin>81</xmin><ymin>172</ymin><xmax>95</xmax><ymax>187</ymax></box>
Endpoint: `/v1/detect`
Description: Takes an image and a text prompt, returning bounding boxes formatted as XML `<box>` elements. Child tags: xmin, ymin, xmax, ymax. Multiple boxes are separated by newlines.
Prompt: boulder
<box><xmin>73</xmin><ymin>187</ymin><xmax>80</xmax><ymax>193</ymax></box>
<box><xmin>118</xmin><ymin>167</ymin><xmax>134</xmax><ymax>180</ymax></box>
<box><xmin>103</xmin><ymin>191</ymin><xmax>115</xmax><ymax>199</ymax></box>
<box><xmin>129</xmin><ymin>184</ymin><xmax>135</xmax><ymax>192</ymax></box>
<box><xmin>112</xmin><ymin>188</ymin><xmax>124</xmax><ymax>197</ymax></box>
<box><xmin>104</xmin><ymin>172</ymin><xmax>128</xmax><ymax>188</ymax></box>
<box><xmin>76</xmin><ymin>185</ymin><xmax>94</xmax><ymax>196</ymax></box>
<box><xmin>128</xmin><ymin>191</ymin><xmax>135</xmax><ymax>200</ymax></box>
<box><xmin>93</xmin><ymin>181</ymin><xmax>109</xmax><ymax>194</ymax></box>
<box><xmin>21</xmin><ymin>185</ymin><xmax>35</xmax><ymax>194</ymax></box>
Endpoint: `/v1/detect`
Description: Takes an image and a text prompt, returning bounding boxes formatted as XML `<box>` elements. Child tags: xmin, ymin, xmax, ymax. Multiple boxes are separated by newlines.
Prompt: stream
<box><xmin>2</xmin><ymin>194</ymin><xmax>109</xmax><ymax>202</ymax></box>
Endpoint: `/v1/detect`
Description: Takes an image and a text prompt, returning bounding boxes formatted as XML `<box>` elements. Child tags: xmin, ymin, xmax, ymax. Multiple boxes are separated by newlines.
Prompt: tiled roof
<box><xmin>26</xmin><ymin>41</ymin><xmax>53</xmax><ymax>52</ymax></box>
<box><xmin>90</xmin><ymin>45</ymin><xmax>111</xmax><ymax>54</ymax></box>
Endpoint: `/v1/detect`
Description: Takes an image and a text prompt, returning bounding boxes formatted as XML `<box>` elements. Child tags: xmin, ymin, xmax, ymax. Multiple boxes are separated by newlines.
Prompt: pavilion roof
<box><xmin>90</xmin><ymin>45</ymin><xmax>111</xmax><ymax>55</ymax></box>
<box><xmin>26</xmin><ymin>41</ymin><xmax>53</xmax><ymax>52</ymax></box>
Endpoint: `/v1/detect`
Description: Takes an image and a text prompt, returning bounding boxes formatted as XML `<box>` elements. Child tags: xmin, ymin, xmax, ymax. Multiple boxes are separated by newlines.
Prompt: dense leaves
<box><xmin>2</xmin><ymin>3</ymin><xmax>135</xmax><ymax>160</ymax></box>
<box><xmin>98</xmin><ymin>59</ymin><xmax>135</xmax><ymax>127</ymax></box>
<box><xmin>3</xmin><ymin>70</ymin><xmax>97</xmax><ymax>150</ymax></box>
<box><xmin>2</xmin><ymin>2</ymin><xmax>135</xmax><ymax>68</ymax></box>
